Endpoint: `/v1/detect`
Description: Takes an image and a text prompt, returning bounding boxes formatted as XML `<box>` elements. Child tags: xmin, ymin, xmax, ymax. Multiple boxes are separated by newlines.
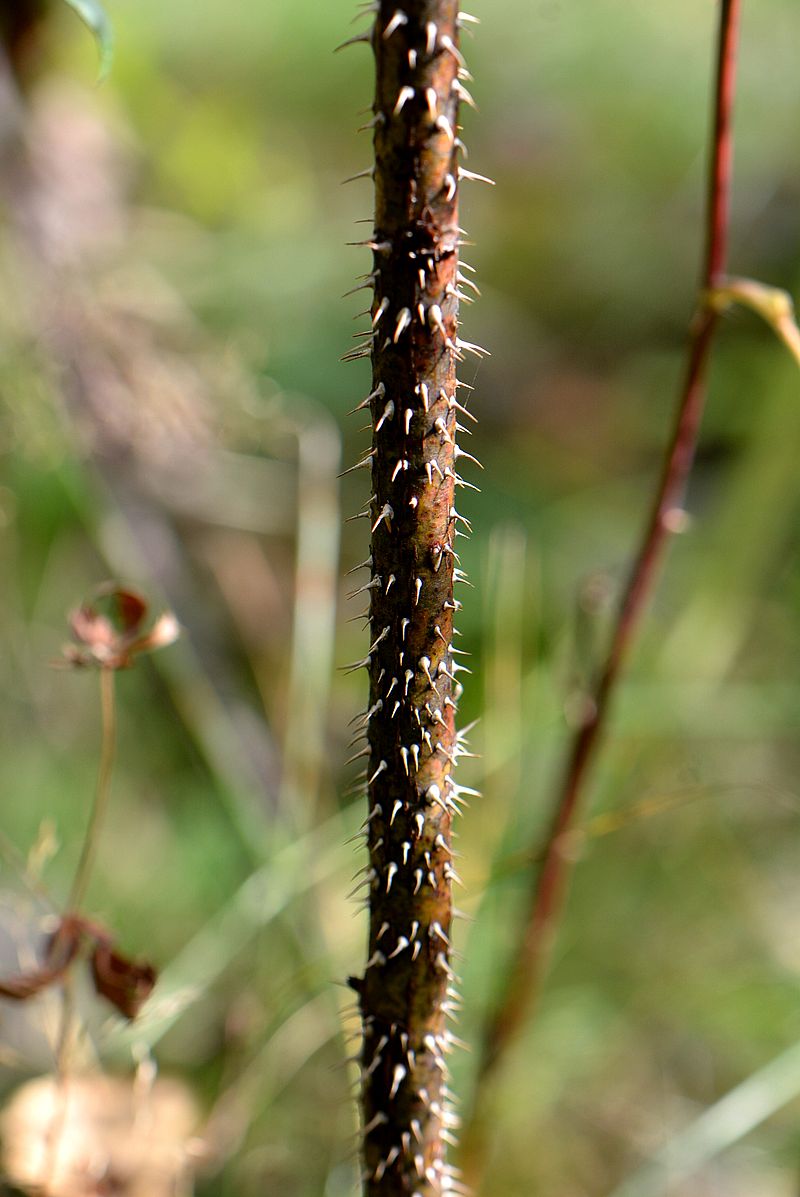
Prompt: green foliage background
<box><xmin>1</xmin><ymin>1</ymin><xmax>800</xmax><ymax>1194</ymax></box>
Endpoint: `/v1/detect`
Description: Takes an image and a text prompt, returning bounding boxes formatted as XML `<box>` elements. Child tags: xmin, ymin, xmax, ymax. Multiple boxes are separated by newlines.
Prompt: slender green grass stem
<box><xmin>68</xmin><ymin>666</ymin><xmax>116</xmax><ymax>913</ymax></box>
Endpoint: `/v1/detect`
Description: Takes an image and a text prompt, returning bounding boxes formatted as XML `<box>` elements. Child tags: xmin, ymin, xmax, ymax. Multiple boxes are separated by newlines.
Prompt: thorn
<box><xmin>349</xmin><ymin>382</ymin><xmax>385</xmax><ymax>416</ymax></box>
<box><xmin>439</xmin><ymin>34</ymin><xmax>466</xmax><ymax>68</ymax></box>
<box><xmin>434</xmin><ymin>416</ymin><xmax>453</xmax><ymax>443</ymax></box>
<box><xmin>335</xmin><ymin>31</ymin><xmax>372</xmax><ymax>51</ymax></box>
<box><xmin>368</xmin><ymin>625</ymin><xmax>391</xmax><ymax>654</ymax></box>
<box><xmin>346</xmin><ymin>554</ymin><xmax>373</xmax><ymax>574</ymax></box>
<box><xmin>371</xmin><ymin>503</ymin><xmax>394</xmax><ymax>533</ymax></box>
<box><xmin>390</xmin><ymin>799</ymin><xmax>403</xmax><ymax>825</ymax></box>
<box><xmin>419</xmin><ymin>656</ymin><xmax>438</xmax><ymax>690</ymax></box>
<box><xmin>436</xmin><ymin>951</ymin><xmax>456</xmax><ymax>978</ymax></box>
<box><xmin>444</xmin><ymin>863</ymin><xmax>464</xmax><ymax>887</ymax></box>
<box><xmin>338</xmin><ymin>450</ymin><xmax>375</xmax><ymax>477</ymax></box>
<box><xmin>394</xmin><ymin>308</ymin><xmax>412</xmax><ymax>341</ymax></box>
<box><xmin>444</xmin><ymin>173</ymin><xmax>456</xmax><ymax>201</ymax></box>
<box><xmin>376</xmin><ymin>921</ymin><xmax>390</xmax><ymax>941</ymax></box>
<box><xmin>427</xmin><ymin>304</ymin><xmax>451</xmax><ymax>343</ymax></box>
<box><xmin>450</xmin><ymin>472</ymin><xmax>480</xmax><ymax>492</ymax></box>
<box><xmin>362</xmin><ymin>1112</ymin><xmax>388</xmax><ymax>1136</ymax></box>
<box><xmin>459</xmin><ymin>166</ymin><xmax>495</xmax><ymax>185</ymax></box>
<box><xmin>372</xmin><ymin>297</ymin><xmax>390</xmax><ymax>328</ymax></box>
<box><xmin>342</xmin><ymin>656</ymin><xmax>371</xmax><ymax>676</ymax></box>
<box><xmin>388</xmin><ymin>936</ymin><xmax>409</xmax><ymax>960</ymax></box>
<box><xmin>368</xmin><ymin>760</ymin><xmax>388</xmax><ymax>786</ymax></box>
<box><xmin>404</xmin><ymin>408</ymin><xmax>413</xmax><ymax>434</ymax></box>
<box><xmin>448</xmin><ymin>394</ymin><xmax>479</xmax><ymax>422</ymax></box>
<box><xmin>358</xmin><ymin>112</ymin><xmax>387</xmax><ymax>133</ymax></box>
<box><xmin>347</xmin><ymin>575</ymin><xmax>381</xmax><ymax>600</ymax></box>
<box><xmin>426</xmin><ymin>784</ymin><xmax>446</xmax><ymax>812</ymax></box>
<box><xmin>430</xmin><ymin>920</ymin><xmax>450</xmax><ymax>944</ymax></box>
<box><xmin>386</xmin><ymin>862</ymin><xmax>398</xmax><ymax>892</ymax></box>
<box><xmin>342</xmin><ymin>167</ymin><xmax>374</xmax><ymax>184</ymax></box>
<box><xmin>425</xmin><ymin>21</ymin><xmax>437</xmax><ymax>55</ymax></box>
<box><xmin>457</xmin><ymin>271</ymin><xmax>481</xmax><ymax>296</ymax></box>
<box><xmin>389</xmin><ymin>1064</ymin><xmax>407</xmax><ymax>1099</ymax></box>
<box><xmin>454</xmin><ymin>445</ymin><xmax>483</xmax><ymax>468</ymax></box>
<box><xmin>385</xmin><ymin>573</ymin><xmax>396</xmax><ymax>594</ymax></box>
<box><xmin>365</xmin><ymin>950</ymin><xmax>386</xmax><ymax>970</ymax></box>
<box><xmin>355</xmin><ymin>699</ymin><xmax>383</xmax><ymax>726</ymax></box>
<box><xmin>394</xmin><ymin>85</ymin><xmax>415</xmax><ymax>114</ymax></box>
<box><xmin>455</xmin><ymin>338</ymin><xmax>491</xmax><ymax>358</ymax></box>
<box><xmin>453</xmin><ymin>79</ymin><xmax>477</xmax><ymax>108</ymax></box>
<box><xmin>435</xmin><ymin>115</ymin><xmax>455</xmax><ymax>143</ymax></box>
<box><xmin>342</xmin><ymin>271</ymin><xmax>379</xmax><ymax>299</ymax></box>
<box><xmin>450</xmin><ymin>782</ymin><xmax>481</xmax><ymax>797</ymax></box>
<box><xmin>341</xmin><ymin>344</ymin><xmax>373</xmax><ymax>362</ymax></box>
<box><xmin>383</xmin><ymin>10</ymin><xmax>408</xmax><ymax>39</ymax></box>
<box><xmin>425</xmin><ymin>87</ymin><xmax>438</xmax><ymax>120</ymax></box>
<box><xmin>375</xmin><ymin>399</ymin><xmax>395</xmax><ymax>430</ymax></box>
<box><xmin>400</xmin><ymin>747</ymin><xmax>410</xmax><ymax>775</ymax></box>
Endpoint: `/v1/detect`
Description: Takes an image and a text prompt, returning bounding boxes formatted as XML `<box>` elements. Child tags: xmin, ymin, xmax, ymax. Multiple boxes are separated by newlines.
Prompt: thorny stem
<box><xmin>465</xmin><ymin>0</ymin><xmax>742</xmax><ymax>1168</ymax></box>
<box><xmin>68</xmin><ymin>666</ymin><xmax>117</xmax><ymax>913</ymax></box>
<box><xmin>344</xmin><ymin>3</ymin><xmax>480</xmax><ymax>1195</ymax></box>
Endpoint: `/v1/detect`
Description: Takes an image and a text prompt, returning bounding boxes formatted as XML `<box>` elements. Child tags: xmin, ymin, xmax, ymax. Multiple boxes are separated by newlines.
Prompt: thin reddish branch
<box><xmin>469</xmin><ymin>0</ymin><xmax>742</xmax><ymax>1123</ymax></box>
<box><xmin>705</xmin><ymin>0</ymin><xmax>739</xmax><ymax>287</ymax></box>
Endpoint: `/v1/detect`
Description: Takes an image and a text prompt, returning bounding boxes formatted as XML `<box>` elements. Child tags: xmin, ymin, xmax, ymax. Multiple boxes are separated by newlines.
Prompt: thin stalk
<box><xmin>68</xmin><ymin>666</ymin><xmax>117</xmax><ymax>913</ymax></box>
<box><xmin>344</xmin><ymin>3</ymin><xmax>479</xmax><ymax>1194</ymax></box>
<box><xmin>466</xmin><ymin>0</ymin><xmax>742</xmax><ymax>1157</ymax></box>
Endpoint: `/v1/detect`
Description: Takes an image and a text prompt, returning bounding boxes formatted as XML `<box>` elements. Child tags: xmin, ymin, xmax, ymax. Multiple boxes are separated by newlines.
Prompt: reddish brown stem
<box><xmin>468</xmin><ymin>0</ymin><xmax>741</xmax><ymax>1136</ymax></box>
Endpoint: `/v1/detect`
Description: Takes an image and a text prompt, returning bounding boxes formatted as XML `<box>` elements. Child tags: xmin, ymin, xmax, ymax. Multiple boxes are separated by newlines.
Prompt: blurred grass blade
<box><xmin>62</xmin><ymin>0</ymin><xmax>114</xmax><ymax>80</ymax></box>
<box><xmin>107</xmin><ymin>802</ymin><xmax>361</xmax><ymax>1052</ymax></box>
<box><xmin>608</xmin><ymin>1039</ymin><xmax>800</xmax><ymax>1197</ymax></box>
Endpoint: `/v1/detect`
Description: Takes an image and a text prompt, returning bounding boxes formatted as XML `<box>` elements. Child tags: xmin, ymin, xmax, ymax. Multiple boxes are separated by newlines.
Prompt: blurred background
<box><xmin>0</xmin><ymin>0</ymin><xmax>799</xmax><ymax>1193</ymax></box>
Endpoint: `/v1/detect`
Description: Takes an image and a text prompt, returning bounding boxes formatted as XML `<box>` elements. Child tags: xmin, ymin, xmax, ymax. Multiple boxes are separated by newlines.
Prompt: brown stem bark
<box><xmin>465</xmin><ymin>0</ymin><xmax>742</xmax><ymax>1172</ymax></box>
<box><xmin>345</xmin><ymin>3</ymin><xmax>472</xmax><ymax>1195</ymax></box>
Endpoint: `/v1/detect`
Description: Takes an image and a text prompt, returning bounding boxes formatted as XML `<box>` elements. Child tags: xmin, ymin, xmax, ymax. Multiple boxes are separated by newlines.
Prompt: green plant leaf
<box><xmin>62</xmin><ymin>0</ymin><xmax>114</xmax><ymax>81</ymax></box>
